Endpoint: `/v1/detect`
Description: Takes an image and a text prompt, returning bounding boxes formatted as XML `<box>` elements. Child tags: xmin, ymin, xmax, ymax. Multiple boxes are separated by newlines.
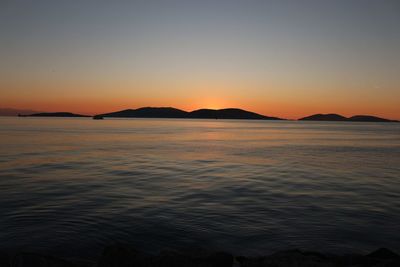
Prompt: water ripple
<box><xmin>0</xmin><ymin>117</ymin><xmax>399</xmax><ymax>260</ymax></box>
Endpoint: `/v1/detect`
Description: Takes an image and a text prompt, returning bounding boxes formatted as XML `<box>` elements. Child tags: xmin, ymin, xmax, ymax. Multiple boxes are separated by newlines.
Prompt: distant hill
<box><xmin>100</xmin><ymin>107</ymin><xmax>188</xmax><ymax>118</ymax></box>
<box><xmin>347</xmin><ymin>115</ymin><xmax>398</xmax><ymax>122</ymax></box>
<box><xmin>189</xmin><ymin>108</ymin><xmax>282</xmax><ymax>120</ymax></box>
<box><xmin>24</xmin><ymin>112</ymin><xmax>90</xmax><ymax>117</ymax></box>
<box><xmin>299</xmin><ymin>113</ymin><xmax>347</xmax><ymax>121</ymax></box>
<box><xmin>300</xmin><ymin>113</ymin><xmax>398</xmax><ymax>123</ymax></box>
<box><xmin>98</xmin><ymin>107</ymin><xmax>283</xmax><ymax>120</ymax></box>
<box><xmin>0</xmin><ymin>108</ymin><xmax>41</xmax><ymax>116</ymax></box>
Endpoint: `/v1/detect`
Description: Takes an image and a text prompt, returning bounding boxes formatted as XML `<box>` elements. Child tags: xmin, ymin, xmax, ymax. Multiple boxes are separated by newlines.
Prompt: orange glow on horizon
<box><xmin>1</xmin><ymin>81</ymin><xmax>399</xmax><ymax>120</ymax></box>
<box><xmin>3</xmin><ymin>98</ymin><xmax>399</xmax><ymax>120</ymax></box>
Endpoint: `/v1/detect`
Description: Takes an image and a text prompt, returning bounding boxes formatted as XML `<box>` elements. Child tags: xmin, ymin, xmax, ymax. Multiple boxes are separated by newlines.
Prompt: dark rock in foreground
<box><xmin>98</xmin><ymin>245</ymin><xmax>233</xmax><ymax>267</ymax></box>
<box><xmin>98</xmin><ymin>245</ymin><xmax>153</xmax><ymax>267</ymax></box>
<box><xmin>0</xmin><ymin>252</ymin><xmax>11</xmax><ymax>267</ymax></box>
<box><xmin>237</xmin><ymin>250</ymin><xmax>333</xmax><ymax>267</ymax></box>
<box><xmin>366</xmin><ymin>248</ymin><xmax>400</xmax><ymax>260</ymax></box>
<box><xmin>12</xmin><ymin>253</ymin><xmax>75</xmax><ymax>267</ymax></box>
<box><xmin>237</xmin><ymin>248</ymin><xmax>400</xmax><ymax>267</ymax></box>
<box><xmin>1</xmin><ymin>246</ymin><xmax>399</xmax><ymax>267</ymax></box>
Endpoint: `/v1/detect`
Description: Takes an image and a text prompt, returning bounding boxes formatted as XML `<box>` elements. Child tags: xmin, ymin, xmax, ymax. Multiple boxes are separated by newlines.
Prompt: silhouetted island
<box><xmin>189</xmin><ymin>108</ymin><xmax>281</xmax><ymax>120</ymax></box>
<box><xmin>100</xmin><ymin>107</ymin><xmax>188</xmax><ymax>118</ymax></box>
<box><xmin>347</xmin><ymin>115</ymin><xmax>398</xmax><ymax>122</ymax></box>
<box><xmin>21</xmin><ymin>112</ymin><xmax>90</xmax><ymax>117</ymax></box>
<box><xmin>300</xmin><ymin>113</ymin><xmax>398</xmax><ymax>122</ymax></box>
<box><xmin>299</xmin><ymin>113</ymin><xmax>347</xmax><ymax>121</ymax></box>
<box><xmin>97</xmin><ymin>107</ymin><xmax>283</xmax><ymax>120</ymax></box>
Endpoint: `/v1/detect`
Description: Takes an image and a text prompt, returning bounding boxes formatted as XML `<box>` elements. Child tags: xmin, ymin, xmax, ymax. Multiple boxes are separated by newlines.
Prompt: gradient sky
<box><xmin>1</xmin><ymin>0</ymin><xmax>399</xmax><ymax>119</ymax></box>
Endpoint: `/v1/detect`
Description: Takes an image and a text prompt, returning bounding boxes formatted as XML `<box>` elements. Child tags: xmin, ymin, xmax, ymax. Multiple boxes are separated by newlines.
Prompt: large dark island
<box><xmin>97</xmin><ymin>107</ymin><xmax>284</xmax><ymax>120</ymax></box>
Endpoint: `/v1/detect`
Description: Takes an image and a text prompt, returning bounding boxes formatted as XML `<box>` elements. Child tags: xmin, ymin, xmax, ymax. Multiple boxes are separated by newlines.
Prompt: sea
<box><xmin>0</xmin><ymin>116</ymin><xmax>399</xmax><ymax>261</ymax></box>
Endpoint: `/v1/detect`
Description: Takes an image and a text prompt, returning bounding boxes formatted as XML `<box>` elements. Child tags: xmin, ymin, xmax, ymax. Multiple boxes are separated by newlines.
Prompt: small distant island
<box><xmin>299</xmin><ymin>113</ymin><xmax>398</xmax><ymax>123</ymax></box>
<box><xmin>0</xmin><ymin>108</ymin><xmax>42</xmax><ymax>116</ymax></box>
<box><xmin>97</xmin><ymin>107</ymin><xmax>284</xmax><ymax>120</ymax></box>
<box><xmin>18</xmin><ymin>112</ymin><xmax>90</xmax><ymax>118</ymax></box>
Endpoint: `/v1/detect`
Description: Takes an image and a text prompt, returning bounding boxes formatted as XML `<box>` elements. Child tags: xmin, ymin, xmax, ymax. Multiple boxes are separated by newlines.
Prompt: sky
<box><xmin>1</xmin><ymin>0</ymin><xmax>399</xmax><ymax>119</ymax></box>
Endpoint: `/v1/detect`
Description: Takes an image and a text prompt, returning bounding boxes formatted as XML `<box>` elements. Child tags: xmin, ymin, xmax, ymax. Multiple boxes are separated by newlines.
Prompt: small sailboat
<box><xmin>93</xmin><ymin>115</ymin><xmax>104</xmax><ymax>120</ymax></box>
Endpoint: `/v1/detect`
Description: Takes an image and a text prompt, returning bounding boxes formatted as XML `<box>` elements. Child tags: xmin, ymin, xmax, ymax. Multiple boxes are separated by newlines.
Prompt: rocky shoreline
<box><xmin>1</xmin><ymin>246</ymin><xmax>399</xmax><ymax>267</ymax></box>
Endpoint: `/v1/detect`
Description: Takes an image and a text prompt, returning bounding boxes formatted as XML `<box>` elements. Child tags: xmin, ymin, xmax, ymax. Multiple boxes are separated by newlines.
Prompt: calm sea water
<box><xmin>0</xmin><ymin>117</ymin><xmax>399</xmax><ymax>260</ymax></box>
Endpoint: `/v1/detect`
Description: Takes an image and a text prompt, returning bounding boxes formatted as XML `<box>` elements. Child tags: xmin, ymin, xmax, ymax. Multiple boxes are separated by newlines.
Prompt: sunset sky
<box><xmin>1</xmin><ymin>0</ymin><xmax>399</xmax><ymax>119</ymax></box>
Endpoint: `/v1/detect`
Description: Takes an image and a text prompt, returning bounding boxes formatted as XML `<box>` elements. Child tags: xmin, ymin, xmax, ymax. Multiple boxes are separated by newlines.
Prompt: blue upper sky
<box><xmin>1</xmin><ymin>0</ymin><xmax>399</xmax><ymax>118</ymax></box>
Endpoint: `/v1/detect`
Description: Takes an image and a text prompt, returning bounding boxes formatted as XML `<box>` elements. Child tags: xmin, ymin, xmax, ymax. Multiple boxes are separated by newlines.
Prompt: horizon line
<box><xmin>2</xmin><ymin>106</ymin><xmax>399</xmax><ymax>121</ymax></box>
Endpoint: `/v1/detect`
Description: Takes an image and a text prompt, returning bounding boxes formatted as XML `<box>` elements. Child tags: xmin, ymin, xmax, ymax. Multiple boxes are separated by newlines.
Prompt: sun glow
<box><xmin>190</xmin><ymin>97</ymin><xmax>235</xmax><ymax>111</ymax></box>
